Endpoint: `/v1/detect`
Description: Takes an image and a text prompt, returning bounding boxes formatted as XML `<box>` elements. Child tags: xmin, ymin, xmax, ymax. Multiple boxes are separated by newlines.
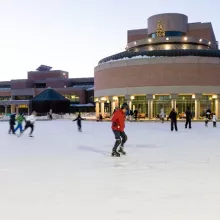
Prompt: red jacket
<box><xmin>112</xmin><ymin>109</ymin><xmax>125</xmax><ymax>132</ymax></box>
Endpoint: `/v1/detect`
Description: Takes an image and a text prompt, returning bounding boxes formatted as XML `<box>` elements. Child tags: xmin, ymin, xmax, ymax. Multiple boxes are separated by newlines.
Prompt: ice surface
<box><xmin>0</xmin><ymin>120</ymin><xmax>220</xmax><ymax>220</ymax></box>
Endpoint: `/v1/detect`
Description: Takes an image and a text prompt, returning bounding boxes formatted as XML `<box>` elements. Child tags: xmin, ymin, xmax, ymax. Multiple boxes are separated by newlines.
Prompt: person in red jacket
<box><xmin>111</xmin><ymin>103</ymin><xmax>129</xmax><ymax>157</ymax></box>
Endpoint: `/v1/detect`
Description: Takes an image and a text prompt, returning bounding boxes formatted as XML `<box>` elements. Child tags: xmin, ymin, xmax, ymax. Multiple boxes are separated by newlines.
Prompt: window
<box><xmin>148</xmin><ymin>31</ymin><xmax>184</xmax><ymax>38</ymax></box>
<box><xmin>64</xmin><ymin>94</ymin><xmax>80</xmax><ymax>103</ymax></box>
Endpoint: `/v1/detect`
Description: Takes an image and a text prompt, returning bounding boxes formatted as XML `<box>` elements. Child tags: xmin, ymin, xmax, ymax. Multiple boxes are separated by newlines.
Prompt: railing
<box><xmin>98</xmin><ymin>49</ymin><xmax>220</xmax><ymax>64</ymax></box>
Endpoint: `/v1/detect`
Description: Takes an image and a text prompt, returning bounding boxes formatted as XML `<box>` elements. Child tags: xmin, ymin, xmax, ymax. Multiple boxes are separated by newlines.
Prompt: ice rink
<box><xmin>0</xmin><ymin>120</ymin><xmax>220</xmax><ymax>220</ymax></box>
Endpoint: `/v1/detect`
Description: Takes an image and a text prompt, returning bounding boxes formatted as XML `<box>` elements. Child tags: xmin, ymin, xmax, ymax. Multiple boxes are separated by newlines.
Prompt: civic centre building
<box><xmin>94</xmin><ymin>13</ymin><xmax>220</xmax><ymax>119</ymax></box>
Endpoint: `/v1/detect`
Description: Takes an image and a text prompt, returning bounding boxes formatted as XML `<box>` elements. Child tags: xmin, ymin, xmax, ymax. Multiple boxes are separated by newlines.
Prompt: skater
<box><xmin>111</xmin><ymin>103</ymin><xmax>129</xmax><ymax>157</ymax></box>
<box><xmin>169</xmin><ymin>108</ymin><xmax>178</xmax><ymax>131</ymax></box>
<box><xmin>73</xmin><ymin>112</ymin><xmax>85</xmax><ymax>132</ymax></box>
<box><xmin>49</xmin><ymin>109</ymin><xmax>53</xmax><ymax>120</ymax></box>
<box><xmin>22</xmin><ymin>111</ymin><xmax>36</xmax><ymax>137</ymax></box>
<box><xmin>159</xmin><ymin>108</ymin><xmax>165</xmax><ymax>123</ymax></box>
<box><xmin>134</xmin><ymin>109</ymin><xmax>138</xmax><ymax>121</ymax></box>
<box><xmin>8</xmin><ymin>113</ymin><xmax>16</xmax><ymax>134</ymax></box>
<box><xmin>212</xmin><ymin>113</ymin><xmax>217</xmax><ymax>127</ymax></box>
<box><xmin>185</xmin><ymin>107</ymin><xmax>192</xmax><ymax>129</ymax></box>
<box><xmin>14</xmin><ymin>113</ymin><xmax>25</xmax><ymax>134</ymax></box>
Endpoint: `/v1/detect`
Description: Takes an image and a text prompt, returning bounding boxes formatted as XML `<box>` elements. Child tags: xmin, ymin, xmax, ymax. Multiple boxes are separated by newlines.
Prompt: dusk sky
<box><xmin>0</xmin><ymin>0</ymin><xmax>219</xmax><ymax>81</ymax></box>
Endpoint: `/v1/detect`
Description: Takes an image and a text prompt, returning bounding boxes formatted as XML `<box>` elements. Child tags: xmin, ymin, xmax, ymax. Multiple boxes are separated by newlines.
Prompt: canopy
<box><xmin>30</xmin><ymin>88</ymin><xmax>70</xmax><ymax>113</ymax></box>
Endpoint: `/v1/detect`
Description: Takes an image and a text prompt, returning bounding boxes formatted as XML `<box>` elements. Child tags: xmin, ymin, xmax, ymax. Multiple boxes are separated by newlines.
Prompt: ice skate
<box><xmin>118</xmin><ymin>146</ymin><xmax>126</xmax><ymax>155</ymax></box>
<box><xmin>111</xmin><ymin>151</ymin><xmax>120</xmax><ymax>157</ymax></box>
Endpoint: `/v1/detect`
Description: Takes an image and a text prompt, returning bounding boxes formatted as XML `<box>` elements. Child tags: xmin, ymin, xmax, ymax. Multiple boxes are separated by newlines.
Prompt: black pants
<box><xmin>213</xmin><ymin>121</ymin><xmax>217</xmax><ymax>127</ymax></box>
<box><xmin>171</xmin><ymin>120</ymin><xmax>178</xmax><ymax>131</ymax></box>
<box><xmin>77</xmin><ymin>121</ymin><xmax>82</xmax><ymax>131</ymax></box>
<box><xmin>24</xmin><ymin>121</ymin><xmax>34</xmax><ymax>136</ymax></box>
<box><xmin>185</xmin><ymin>119</ymin><xmax>191</xmax><ymax>128</ymax></box>
<box><xmin>112</xmin><ymin>130</ymin><xmax>127</xmax><ymax>151</ymax></box>
<box><xmin>9</xmin><ymin>124</ymin><xmax>15</xmax><ymax>134</ymax></box>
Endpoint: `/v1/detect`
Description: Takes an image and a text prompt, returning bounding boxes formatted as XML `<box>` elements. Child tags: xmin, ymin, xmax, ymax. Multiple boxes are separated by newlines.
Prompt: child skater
<box><xmin>20</xmin><ymin>111</ymin><xmax>36</xmax><ymax>137</ymax></box>
<box><xmin>73</xmin><ymin>112</ymin><xmax>85</xmax><ymax>132</ymax></box>
<box><xmin>212</xmin><ymin>113</ymin><xmax>217</xmax><ymax>127</ymax></box>
<box><xmin>8</xmin><ymin>113</ymin><xmax>16</xmax><ymax>134</ymax></box>
<box><xmin>14</xmin><ymin>113</ymin><xmax>25</xmax><ymax>135</ymax></box>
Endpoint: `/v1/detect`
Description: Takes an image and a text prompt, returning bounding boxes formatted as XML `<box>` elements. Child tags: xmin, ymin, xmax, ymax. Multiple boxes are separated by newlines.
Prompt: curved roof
<box><xmin>98</xmin><ymin>49</ymin><xmax>220</xmax><ymax>64</ymax></box>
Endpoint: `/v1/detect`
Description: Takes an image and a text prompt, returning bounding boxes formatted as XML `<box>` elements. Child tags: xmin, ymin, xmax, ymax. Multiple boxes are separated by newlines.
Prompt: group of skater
<box><xmin>110</xmin><ymin>103</ymin><xmax>218</xmax><ymax>157</ymax></box>
<box><xmin>8</xmin><ymin>111</ymin><xmax>36</xmax><ymax>137</ymax></box>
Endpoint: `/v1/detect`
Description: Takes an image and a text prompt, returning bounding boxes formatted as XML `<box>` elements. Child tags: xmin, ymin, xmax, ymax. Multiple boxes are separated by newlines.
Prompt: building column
<box><xmin>95</xmin><ymin>101</ymin><xmax>100</xmax><ymax>118</ymax></box>
<box><xmin>16</xmin><ymin>105</ymin><xmax>19</xmax><ymax>114</ymax></box>
<box><xmin>171</xmin><ymin>94</ymin><xmax>178</xmax><ymax>110</ymax></box>
<box><xmin>194</xmin><ymin>94</ymin><xmax>202</xmax><ymax>120</ymax></box>
<box><xmin>101</xmin><ymin>101</ymin><xmax>105</xmax><ymax>116</ymax></box>
<box><xmin>5</xmin><ymin>106</ymin><xmax>7</xmax><ymax>115</ymax></box>
<box><xmin>215</xmin><ymin>97</ymin><xmax>220</xmax><ymax>118</ymax></box>
<box><xmin>146</xmin><ymin>94</ymin><xmax>154</xmax><ymax>119</ymax></box>
<box><xmin>11</xmin><ymin>105</ymin><xmax>15</xmax><ymax>113</ymax></box>
<box><xmin>110</xmin><ymin>96</ymin><xmax>118</xmax><ymax>114</ymax></box>
<box><xmin>147</xmin><ymin>99</ymin><xmax>153</xmax><ymax>119</ymax></box>
<box><xmin>195</xmin><ymin>99</ymin><xmax>200</xmax><ymax>120</ymax></box>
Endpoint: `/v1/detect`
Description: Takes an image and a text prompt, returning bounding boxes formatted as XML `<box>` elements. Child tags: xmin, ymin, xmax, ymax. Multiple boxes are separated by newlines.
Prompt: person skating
<box><xmin>21</xmin><ymin>111</ymin><xmax>36</xmax><ymax>137</ymax></box>
<box><xmin>111</xmin><ymin>103</ymin><xmax>128</xmax><ymax>157</ymax></box>
<box><xmin>159</xmin><ymin>108</ymin><xmax>165</xmax><ymax>123</ymax></box>
<box><xmin>73</xmin><ymin>112</ymin><xmax>85</xmax><ymax>132</ymax></box>
<box><xmin>14</xmin><ymin>113</ymin><xmax>25</xmax><ymax>134</ymax></box>
<box><xmin>134</xmin><ymin>109</ymin><xmax>138</xmax><ymax>121</ymax></box>
<box><xmin>205</xmin><ymin>109</ymin><xmax>211</xmax><ymax>127</ymax></box>
<box><xmin>212</xmin><ymin>113</ymin><xmax>217</xmax><ymax>127</ymax></box>
<box><xmin>8</xmin><ymin>113</ymin><xmax>16</xmax><ymax>134</ymax></box>
<box><xmin>185</xmin><ymin>107</ymin><xmax>192</xmax><ymax>129</ymax></box>
<box><xmin>169</xmin><ymin>108</ymin><xmax>178</xmax><ymax>131</ymax></box>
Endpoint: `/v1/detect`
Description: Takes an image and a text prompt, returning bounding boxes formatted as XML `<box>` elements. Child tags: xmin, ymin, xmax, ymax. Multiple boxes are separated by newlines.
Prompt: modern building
<box><xmin>94</xmin><ymin>13</ymin><xmax>220</xmax><ymax>119</ymax></box>
<box><xmin>0</xmin><ymin>65</ymin><xmax>94</xmax><ymax>114</ymax></box>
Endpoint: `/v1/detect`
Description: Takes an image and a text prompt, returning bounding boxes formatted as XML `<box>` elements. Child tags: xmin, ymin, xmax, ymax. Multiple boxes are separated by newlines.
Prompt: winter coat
<box><xmin>26</xmin><ymin>115</ymin><xmax>36</xmax><ymax>124</ymax></box>
<box><xmin>160</xmin><ymin>109</ymin><xmax>165</xmax><ymax>118</ymax></box>
<box><xmin>169</xmin><ymin>110</ymin><xmax>177</xmax><ymax>121</ymax></box>
<box><xmin>16</xmin><ymin>114</ymin><xmax>25</xmax><ymax>124</ymax></box>
<box><xmin>9</xmin><ymin>114</ymin><xmax>16</xmax><ymax>125</ymax></box>
<box><xmin>73</xmin><ymin>115</ymin><xmax>84</xmax><ymax>125</ymax></box>
<box><xmin>112</xmin><ymin>109</ymin><xmax>125</xmax><ymax>132</ymax></box>
<box><xmin>185</xmin><ymin>110</ymin><xmax>192</xmax><ymax>120</ymax></box>
<box><xmin>212</xmin><ymin>115</ymin><xmax>217</xmax><ymax>122</ymax></box>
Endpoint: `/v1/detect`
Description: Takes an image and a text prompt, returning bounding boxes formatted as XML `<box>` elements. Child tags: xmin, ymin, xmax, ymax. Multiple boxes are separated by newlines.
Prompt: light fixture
<box><xmin>165</xmin><ymin>45</ymin><xmax>170</xmax><ymax>50</ymax></box>
<box><xmin>148</xmin><ymin>39</ymin><xmax>152</xmax><ymax>43</ymax></box>
<box><xmin>192</xmin><ymin>94</ymin><xmax>195</xmax><ymax>99</ymax></box>
<box><xmin>63</xmin><ymin>73</ymin><xmax>66</xmax><ymax>76</ymax></box>
<box><xmin>184</xmin><ymin>37</ymin><xmax>188</xmax><ymax>41</ymax></box>
<box><xmin>130</xmin><ymin>96</ymin><xmax>135</xmax><ymax>100</ymax></box>
<box><xmin>199</xmin><ymin>39</ymin><xmax>202</xmax><ymax>42</ymax></box>
<box><xmin>101</xmin><ymin>97</ymin><xmax>107</xmax><ymax>101</ymax></box>
<box><xmin>134</xmin><ymin>41</ymin><xmax>137</xmax><ymax>45</ymax></box>
<box><xmin>212</xmin><ymin>95</ymin><xmax>217</xmax><ymax>99</ymax></box>
<box><xmin>166</xmin><ymin>37</ymin><xmax>169</xmax><ymax>41</ymax></box>
<box><xmin>112</xmin><ymin>96</ymin><xmax>118</xmax><ymax>101</ymax></box>
<box><xmin>208</xmin><ymin>41</ymin><xmax>211</xmax><ymax>45</ymax></box>
<box><xmin>64</xmin><ymin>85</ymin><xmax>66</xmax><ymax>88</ymax></box>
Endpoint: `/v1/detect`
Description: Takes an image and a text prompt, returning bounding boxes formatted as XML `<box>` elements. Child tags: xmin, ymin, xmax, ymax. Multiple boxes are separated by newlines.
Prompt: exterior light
<box><xmin>101</xmin><ymin>97</ymin><xmax>107</xmax><ymax>101</ymax></box>
<box><xmin>64</xmin><ymin>85</ymin><xmax>66</xmax><ymax>88</ymax></box>
<box><xmin>134</xmin><ymin>41</ymin><xmax>137</xmax><ymax>45</ymax></box>
<box><xmin>199</xmin><ymin>39</ymin><xmax>202</xmax><ymax>42</ymax></box>
<box><xmin>212</xmin><ymin>95</ymin><xmax>217</xmax><ymax>99</ymax></box>
<box><xmin>148</xmin><ymin>39</ymin><xmax>152</xmax><ymax>42</ymax></box>
<box><xmin>63</xmin><ymin>73</ymin><xmax>66</xmax><ymax>76</ymax></box>
<box><xmin>208</xmin><ymin>41</ymin><xmax>211</xmax><ymax>45</ymax></box>
<box><xmin>166</xmin><ymin>37</ymin><xmax>169</xmax><ymax>41</ymax></box>
<box><xmin>184</xmin><ymin>37</ymin><xmax>188</xmax><ymax>41</ymax></box>
<box><xmin>130</xmin><ymin>96</ymin><xmax>135</xmax><ymax>100</ymax></box>
<box><xmin>192</xmin><ymin>94</ymin><xmax>195</xmax><ymax>99</ymax></box>
<box><xmin>112</xmin><ymin>96</ymin><xmax>118</xmax><ymax>101</ymax></box>
<box><xmin>165</xmin><ymin>45</ymin><xmax>170</xmax><ymax>50</ymax></box>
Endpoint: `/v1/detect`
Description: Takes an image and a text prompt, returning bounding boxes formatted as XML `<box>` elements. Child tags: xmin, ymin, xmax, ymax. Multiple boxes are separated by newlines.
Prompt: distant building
<box><xmin>94</xmin><ymin>13</ymin><xmax>220</xmax><ymax>119</ymax></box>
<box><xmin>0</xmin><ymin>65</ymin><xmax>94</xmax><ymax>114</ymax></box>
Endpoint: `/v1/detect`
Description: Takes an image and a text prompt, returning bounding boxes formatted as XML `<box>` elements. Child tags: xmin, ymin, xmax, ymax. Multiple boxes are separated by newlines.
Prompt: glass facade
<box><xmin>149</xmin><ymin>31</ymin><xmax>185</xmax><ymax>38</ymax></box>
<box><xmin>64</xmin><ymin>95</ymin><xmax>80</xmax><ymax>103</ymax></box>
<box><xmin>200</xmin><ymin>95</ymin><xmax>215</xmax><ymax>116</ymax></box>
<box><xmin>176</xmin><ymin>95</ymin><xmax>195</xmax><ymax>118</ymax></box>
<box><xmin>153</xmin><ymin>95</ymin><xmax>171</xmax><ymax>118</ymax></box>
<box><xmin>132</xmin><ymin>96</ymin><xmax>147</xmax><ymax>115</ymax></box>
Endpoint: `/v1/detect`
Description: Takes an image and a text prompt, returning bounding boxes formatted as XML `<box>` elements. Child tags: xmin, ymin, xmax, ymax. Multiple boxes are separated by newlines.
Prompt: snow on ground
<box><xmin>0</xmin><ymin>120</ymin><xmax>220</xmax><ymax>220</ymax></box>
